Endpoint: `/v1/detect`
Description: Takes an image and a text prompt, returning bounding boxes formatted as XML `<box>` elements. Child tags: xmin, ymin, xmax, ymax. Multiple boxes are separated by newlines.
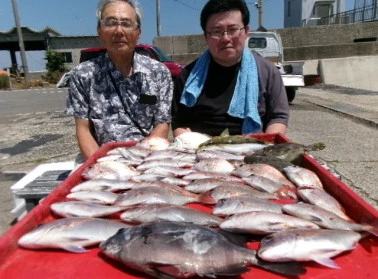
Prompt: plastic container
<box><xmin>0</xmin><ymin>134</ymin><xmax>377</xmax><ymax>279</ymax></box>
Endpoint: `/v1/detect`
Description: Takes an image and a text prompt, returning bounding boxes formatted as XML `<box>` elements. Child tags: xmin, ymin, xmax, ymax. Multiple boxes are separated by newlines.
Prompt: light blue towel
<box><xmin>180</xmin><ymin>48</ymin><xmax>261</xmax><ymax>134</ymax></box>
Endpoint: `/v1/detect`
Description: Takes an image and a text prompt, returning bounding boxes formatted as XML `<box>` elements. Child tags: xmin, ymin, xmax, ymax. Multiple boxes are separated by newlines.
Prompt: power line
<box><xmin>169</xmin><ymin>0</ymin><xmax>201</xmax><ymax>12</ymax></box>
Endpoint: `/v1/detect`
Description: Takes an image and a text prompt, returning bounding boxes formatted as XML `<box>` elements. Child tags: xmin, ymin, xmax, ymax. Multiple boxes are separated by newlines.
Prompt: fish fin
<box><xmin>366</xmin><ymin>228</ymin><xmax>378</xmax><ymax>237</ymax></box>
<box><xmin>198</xmin><ymin>191</ymin><xmax>216</xmax><ymax>205</ymax></box>
<box><xmin>220</xmin><ymin>128</ymin><xmax>230</xmax><ymax>137</ymax></box>
<box><xmin>218</xmin><ymin>230</ymin><xmax>255</xmax><ymax>247</ymax></box>
<box><xmin>312</xmin><ymin>257</ymin><xmax>340</xmax><ymax>269</ymax></box>
<box><xmin>255</xmin><ymin>258</ymin><xmax>307</xmax><ymax>276</ymax></box>
<box><xmin>150</xmin><ymin>264</ymin><xmax>186</xmax><ymax>279</ymax></box>
<box><xmin>206</xmin><ymin>266</ymin><xmax>250</xmax><ymax>277</ymax></box>
<box><xmin>114</xmin><ymin>193</ymin><xmax>127</xmax><ymax>204</ymax></box>
<box><xmin>62</xmin><ymin>244</ymin><xmax>89</xmax><ymax>253</ymax></box>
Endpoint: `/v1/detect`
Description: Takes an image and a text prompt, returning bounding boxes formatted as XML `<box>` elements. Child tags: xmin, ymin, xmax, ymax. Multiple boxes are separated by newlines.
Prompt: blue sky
<box><xmin>0</xmin><ymin>0</ymin><xmax>355</xmax><ymax>71</ymax></box>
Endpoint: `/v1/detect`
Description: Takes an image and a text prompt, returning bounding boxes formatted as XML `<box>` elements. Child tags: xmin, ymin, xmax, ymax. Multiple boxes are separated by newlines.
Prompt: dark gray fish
<box><xmin>99</xmin><ymin>221</ymin><xmax>306</xmax><ymax>278</ymax></box>
<box><xmin>198</xmin><ymin>135</ymin><xmax>270</xmax><ymax>148</ymax></box>
<box><xmin>251</xmin><ymin>142</ymin><xmax>326</xmax><ymax>165</ymax></box>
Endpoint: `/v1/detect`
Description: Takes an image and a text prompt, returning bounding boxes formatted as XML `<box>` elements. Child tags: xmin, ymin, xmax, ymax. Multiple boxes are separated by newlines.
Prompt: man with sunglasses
<box><xmin>66</xmin><ymin>0</ymin><xmax>173</xmax><ymax>160</ymax></box>
<box><xmin>172</xmin><ymin>0</ymin><xmax>289</xmax><ymax>137</ymax></box>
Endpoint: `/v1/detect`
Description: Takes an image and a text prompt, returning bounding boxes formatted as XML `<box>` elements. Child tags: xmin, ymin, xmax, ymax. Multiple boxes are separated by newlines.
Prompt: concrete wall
<box><xmin>154</xmin><ymin>22</ymin><xmax>378</xmax><ymax>91</ymax></box>
<box><xmin>154</xmin><ymin>21</ymin><xmax>378</xmax><ymax>63</ymax></box>
<box><xmin>319</xmin><ymin>56</ymin><xmax>378</xmax><ymax>91</ymax></box>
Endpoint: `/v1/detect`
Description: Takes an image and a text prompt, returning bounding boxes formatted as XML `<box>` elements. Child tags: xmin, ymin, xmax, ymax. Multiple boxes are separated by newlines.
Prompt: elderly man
<box><xmin>66</xmin><ymin>0</ymin><xmax>173</xmax><ymax>160</ymax></box>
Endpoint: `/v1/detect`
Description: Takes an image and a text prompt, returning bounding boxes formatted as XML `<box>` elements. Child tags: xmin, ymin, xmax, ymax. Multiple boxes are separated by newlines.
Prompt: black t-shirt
<box><xmin>171</xmin><ymin>53</ymin><xmax>289</xmax><ymax>136</ymax></box>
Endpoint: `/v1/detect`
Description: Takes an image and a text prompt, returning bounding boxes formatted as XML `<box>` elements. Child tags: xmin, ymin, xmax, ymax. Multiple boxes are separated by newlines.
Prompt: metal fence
<box><xmin>302</xmin><ymin>3</ymin><xmax>378</xmax><ymax>26</ymax></box>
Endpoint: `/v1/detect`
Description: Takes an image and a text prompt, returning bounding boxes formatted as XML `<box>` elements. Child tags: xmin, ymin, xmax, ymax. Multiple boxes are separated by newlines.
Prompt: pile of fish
<box><xmin>18</xmin><ymin>132</ymin><xmax>378</xmax><ymax>278</ymax></box>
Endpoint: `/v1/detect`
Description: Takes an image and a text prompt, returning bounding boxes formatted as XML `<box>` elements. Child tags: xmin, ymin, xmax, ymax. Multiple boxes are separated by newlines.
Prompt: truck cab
<box><xmin>57</xmin><ymin>45</ymin><xmax>185</xmax><ymax>88</ymax></box>
<box><xmin>246</xmin><ymin>31</ymin><xmax>305</xmax><ymax>102</ymax></box>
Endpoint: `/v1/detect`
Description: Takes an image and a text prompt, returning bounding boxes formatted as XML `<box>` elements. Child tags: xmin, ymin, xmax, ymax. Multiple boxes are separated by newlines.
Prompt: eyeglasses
<box><xmin>206</xmin><ymin>27</ymin><xmax>245</xmax><ymax>39</ymax></box>
<box><xmin>100</xmin><ymin>18</ymin><xmax>138</xmax><ymax>31</ymax></box>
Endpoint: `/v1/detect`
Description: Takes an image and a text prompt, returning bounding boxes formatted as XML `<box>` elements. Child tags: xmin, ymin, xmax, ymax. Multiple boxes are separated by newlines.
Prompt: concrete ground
<box><xmin>0</xmin><ymin>84</ymin><xmax>377</xmax><ymax>236</ymax></box>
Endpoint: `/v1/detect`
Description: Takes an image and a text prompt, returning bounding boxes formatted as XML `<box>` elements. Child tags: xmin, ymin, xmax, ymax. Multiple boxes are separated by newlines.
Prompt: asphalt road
<box><xmin>0</xmin><ymin>85</ymin><xmax>377</xmax><ymax>236</ymax></box>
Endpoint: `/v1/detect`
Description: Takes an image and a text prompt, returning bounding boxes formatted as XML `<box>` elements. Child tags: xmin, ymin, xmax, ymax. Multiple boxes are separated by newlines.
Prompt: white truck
<box><xmin>246</xmin><ymin>31</ymin><xmax>305</xmax><ymax>102</ymax></box>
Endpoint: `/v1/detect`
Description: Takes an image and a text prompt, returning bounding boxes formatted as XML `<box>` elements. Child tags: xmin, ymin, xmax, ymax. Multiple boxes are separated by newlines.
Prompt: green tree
<box><xmin>43</xmin><ymin>51</ymin><xmax>67</xmax><ymax>83</ymax></box>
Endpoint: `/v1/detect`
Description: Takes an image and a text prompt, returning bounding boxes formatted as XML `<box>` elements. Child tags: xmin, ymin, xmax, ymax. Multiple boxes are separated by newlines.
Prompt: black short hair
<box><xmin>200</xmin><ymin>0</ymin><xmax>250</xmax><ymax>31</ymax></box>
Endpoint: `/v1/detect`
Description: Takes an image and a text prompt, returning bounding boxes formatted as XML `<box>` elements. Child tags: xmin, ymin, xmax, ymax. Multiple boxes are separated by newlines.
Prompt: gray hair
<box><xmin>96</xmin><ymin>0</ymin><xmax>143</xmax><ymax>29</ymax></box>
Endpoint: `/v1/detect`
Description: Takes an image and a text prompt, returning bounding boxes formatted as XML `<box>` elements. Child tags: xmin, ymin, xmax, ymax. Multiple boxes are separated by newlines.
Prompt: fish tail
<box><xmin>198</xmin><ymin>192</ymin><xmax>217</xmax><ymax>205</ymax></box>
<box><xmin>307</xmin><ymin>142</ymin><xmax>326</xmax><ymax>151</ymax></box>
<box><xmin>366</xmin><ymin>228</ymin><xmax>378</xmax><ymax>237</ymax></box>
<box><xmin>253</xmin><ymin>257</ymin><xmax>307</xmax><ymax>276</ymax></box>
<box><xmin>274</xmin><ymin>185</ymin><xmax>298</xmax><ymax>200</ymax></box>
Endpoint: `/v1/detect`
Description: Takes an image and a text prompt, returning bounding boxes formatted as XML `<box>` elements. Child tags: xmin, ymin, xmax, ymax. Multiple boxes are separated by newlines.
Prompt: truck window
<box><xmin>248</xmin><ymin>37</ymin><xmax>267</xmax><ymax>49</ymax></box>
<box><xmin>135</xmin><ymin>48</ymin><xmax>152</xmax><ymax>58</ymax></box>
<box><xmin>79</xmin><ymin>49</ymin><xmax>107</xmax><ymax>63</ymax></box>
<box><xmin>152</xmin><ymin>47</ymin><xmax>173</xmax><ymax>62</ymax></box>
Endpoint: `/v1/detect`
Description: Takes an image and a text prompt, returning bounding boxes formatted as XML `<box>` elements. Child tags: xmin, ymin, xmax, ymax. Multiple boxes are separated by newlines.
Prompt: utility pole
<box><xmin>254</xmin><ymin>0</ymin><xmax>263</xmax><ymax>28</ymax></box>
<box><xmin>11</xmin><ymin>0</ymin><xmax>30</xmax><ymax>81</ymax></box>
<box><xmin>156</xmin><ymin>0</ymin><xmax>161</xmax><ymax>36</ymax></box>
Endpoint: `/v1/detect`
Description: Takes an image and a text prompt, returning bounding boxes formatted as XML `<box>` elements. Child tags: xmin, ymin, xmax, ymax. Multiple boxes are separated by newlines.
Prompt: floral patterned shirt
<box><xmin>66</xmin><ymin>52</ymin><xmax>173</xmax><ymax>145</ymax></box>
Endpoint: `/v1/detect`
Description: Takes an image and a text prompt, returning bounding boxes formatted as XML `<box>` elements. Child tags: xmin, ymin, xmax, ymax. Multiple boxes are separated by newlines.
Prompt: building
<box><xmin>284</xmin><ymin>0</ymin><xmax>346</xmax><ymax>27</ymax></box>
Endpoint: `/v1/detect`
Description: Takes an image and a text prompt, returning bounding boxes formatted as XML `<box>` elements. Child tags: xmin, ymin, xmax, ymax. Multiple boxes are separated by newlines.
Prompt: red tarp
<box><xmin>1</xmin><ymin>134</ymin><xmax>377</xmax><ymax>279</ymax></box>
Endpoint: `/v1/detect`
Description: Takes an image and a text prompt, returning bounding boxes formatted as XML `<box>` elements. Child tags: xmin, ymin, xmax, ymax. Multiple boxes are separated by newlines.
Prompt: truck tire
<box><xmin>285</xmin><ymin>87</ymin><xmax>296</xmax><ymax>103</ymax></box>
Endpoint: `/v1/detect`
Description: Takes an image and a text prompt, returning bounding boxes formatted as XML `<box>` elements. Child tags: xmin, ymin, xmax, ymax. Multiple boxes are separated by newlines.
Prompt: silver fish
<box><xmin>96</xmin><ymin>154</ymin><xmax>123</xmax><ymax>162</ymax></box>
<box><xmin>258</xmin><ymin>229</ymin><xmax>361</xmax><ymax>269</ymax></box>
<box><xmin>184</xmin><ymin>178</ymin><xmax>247</xmax><ymax>193</ymax></box>
<box><xmin>66</xmin><ymin>190</ymin><xmax>119</xmax><ymax>204</ymax></box>
<box><xmin>282</xmin><ymin>202</ymin><xmax>378</xmax><ymax>235</ymax></box>
<box><xmin>196</xmin><ymin>150</ymin><xmax>245</xmax><ymax>161</ymax></box>
<box><xmin>200</xmin><ymin>184</ymin><xmax>279</xmax><ymax>204</ymax></box>
<box><xmin>70</xmin><ymin>179</ymin><xmax>155</xmax><ymax>192</ymax></box>
<box><xmin>51</xmin><ymin>201</ymin><xmax>123</xmax><ymax>217</ymax></box>
<box><xmin>99</xmin><ymin>221</ymin><xmax>306</xmax><ymax>278</ymax></box>
<box><xmin>213</xmin><ymin>195</ymin><xmax>283</xmax><ymax>216</ymax></box>
<box><xmin>136</xmin><ymin>136</ymin><xmax>170</xmax><ymax>150</ymax></box>
<box><xmin>114</xmin><ymin>186</ymin><xmax>200</xmax><ymax>207</ymax></box>
<box><xmin>283</xmin><ymin>165</ymin><xmax>323</xmax><ymax>189</ymax></box>
<box><xmin>122</xmin><ymin>145</ymin><xmax>152</xmax><ymax>158</ymax></box>
<box><xmin>159</xmin><ymin>176</ymin><xmax>191</xmax><ymax>186</ymax></box>
<box><xmin>131</xmin><ymin>173</ymin><xmax>166</xmax><ymax>182</ymax></box>
<box><xmin>182</xmin><ymin>171</ymin><xmax>244</xmax><ymax>183</ymax></box>
<box><xmin>143</xmin><ymin>166</ymin><xmax>195</xmax><ymax>177</ymax></box>
<box><xmin>193</xmin><ymin>158</ymin><xmax>235</xmax><ymax>175</ymax></box>
<box><xmin>242</xmin><ymin>174</ymin><xmax>297</xmax><ymax>200</ymax></box>
<box><xmin>197</xmin><ymin>143</ymin><xmax>268</xmax><ymax>155</ymax></box>
<box><xmin>18</xmin><ymin>217</ymin><xmax>129</xmax><ymax>253</ymax></box>
<box><xmin>170</xmin><ymin>131</ymin><xmax>212</xmax><ymax>149</ymax></box>
<box><xmin>232</xmin><ymin>164</ymin><xmax>295</xmax><ymax>188</ymax></box>
<box><xmin>136</xmin><ymin>159</ymin><xmax>193</xmax><ymax>171</ymax></box>
<box><xmin>120</xmin><ymin>203</ymin><xmax>222</xmax><ymax>226</ymax></box>
<box><xmin>144</xmin><ymin>150</ymin><xmax>196</xmax><ymax>162</ymax></box>
<box><xmin>115</xmin><ymin>147</ymin><xmax>144</xmax><ymax>163</ymax></box>
<box><xmin>82</xmin><ymin>161</ymin><xmax>140</xmax><ymax>180</ymax></box>
<box><xmin>297</xmin><ymin>186</ymin><xmax>351</xmax><ymax>221</ymax></box>
<box><xmin>220</xmin><ymin>211</ymin><xmax>319</xmax><ymax>235</ymax></box>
